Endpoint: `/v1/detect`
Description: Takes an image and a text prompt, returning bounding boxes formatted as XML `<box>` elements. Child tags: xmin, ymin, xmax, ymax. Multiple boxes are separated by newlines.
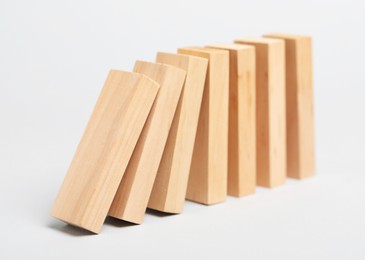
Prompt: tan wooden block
<box><xmin>51</xmin><ymin>70</ymin><xmax>160</xmax><ymax>233</ymax></box>
<box><xmin>108</xmin><ymin>61</ymin><xmax>186</xmax><ymax>224</ymax></box>
<box><xmin>147</xmin><ymin>52</ymin><xmax>208</xmax><ymax>213</ymax></box>
<box><xmin>234</xmin><ymin>38</ymin><xmax>286</xmax><ymax>188</ymax></box>
<box><xmin>177</xmin><ymin>47</ymin><xmax>229</xmax><ymax>205</ymax></box>
<box><xmin>263</xmin><ymin>33</ymin><xmax>315</xmax><ymax>179</ymax></box>
<box><xmin>206</xmin><ymin>43</ymin><xmax>256</xmax><ymax>197</ymax></box>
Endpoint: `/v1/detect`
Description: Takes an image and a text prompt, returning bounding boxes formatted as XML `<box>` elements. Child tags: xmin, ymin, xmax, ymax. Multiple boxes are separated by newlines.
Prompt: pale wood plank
<box><xmin>206</xmin><ymin>43</ymin><xmax>256</xmax><ymax>197</ymax></box>
<box><xmin>147</xmin><ymin>52</ymin><xmax>208</xmax><ymax>213</ymax></box>
<box><xmin>108</xmin><ymin>61</ymin><xmax>186</xmax><ymax>224</ymax></box>
<box><xmin>264</xmin><ymin>33</ymin><xmax>315</xmax><ymax>179</ymax></box>
<box><xmin>234</xmin><ymin>38</ymin><xmax>286</xmax><ymax>188</ymax></box>
<box><xmin>51</xmin><ymin>70</ymin><xmax>160</xmax><ymax>233</ymax></box>
<box><xmin>177</xmin><ymin>47</ymin><xmax>229</xmax><ymax>204</ymax></box>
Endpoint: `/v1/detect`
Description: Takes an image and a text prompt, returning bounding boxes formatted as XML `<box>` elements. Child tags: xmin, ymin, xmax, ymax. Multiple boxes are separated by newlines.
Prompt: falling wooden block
<box><xmin>206</xmin><ymin>43</ymin><xmax>256</xmax><ymax>197</ymax></box>
<box><xmin>263</xmin><ymin>33</ymin><xmax>315</xmax><ymax>179</ymax></box>
<box><xmin>108</xmin><ymin>61</ymin><xmax>186</xmax><ymax>224</ymax></box>
<box><xmin>234</xmin><ymin>38</ymin><xmax>286</xmax><ymax>188</ymax></box>
<box><xmin>51</xmin><ymin>70</ymin><xmax>160</xmax><ymax>233</ymax></box>
<box><xmin>177</xmin><ymin>47</ymin><xmax>229</xmax><ymax>205</ymax></box>
<box><xmin>147</xmin><ymin>52</ymin><xmax>208</xmax><ymax>213</ymax></box>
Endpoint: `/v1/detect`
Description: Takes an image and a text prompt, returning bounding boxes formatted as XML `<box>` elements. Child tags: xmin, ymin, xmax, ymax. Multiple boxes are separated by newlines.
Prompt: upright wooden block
<box><xmin>264</xmin><ymin>33</ymin><xmax>315</xmax><ymax>179</ymax></box>
<box><xmin>148</xmin><ymin>53</ymin><xmax>208</xmax><ymax>213</ymax></box>
<box><xmin>51</xmin><ymin>70</ymin><xmax>160</xmax><ymax>233</ymax></box>
<box><xmin>234</xmin><ymin>38</ymin><xmax>286</xmax><ymax>188</ymax></box>
<box><xmin>177</xmin><ymin>47</ymin><xmax>229</xmax><ymax>205</ymax></box>
<box><xmin>206</xmin><ymin>44</ymin><xmax>256</xmax><ymax>197</ymax></box>
<box><xmin>108</xmin><ymin>61</ymin><xmax>186</xmax><ymax>224</ymax></box>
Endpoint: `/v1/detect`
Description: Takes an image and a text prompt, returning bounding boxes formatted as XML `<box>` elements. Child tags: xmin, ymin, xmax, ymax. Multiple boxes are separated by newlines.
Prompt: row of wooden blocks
<box><xmin>51</xmin><ymin>33</ymin><xmax>315</xmax><ymax>234</ymax></box>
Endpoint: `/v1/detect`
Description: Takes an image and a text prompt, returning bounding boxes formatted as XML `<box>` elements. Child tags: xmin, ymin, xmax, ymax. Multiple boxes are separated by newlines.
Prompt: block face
<box><xmin>177</xmin><ymin>47</ymin><xmax>229</xmax><ymax>204</ymax></box>
<box><xmin>51</xmin><ymin>70</ymin><xmax>159</xmax><ymax>233</ymax></box>
<box><xmin>147</xmin><ymin>52</ymin><xmax>208</xmax><ymax>213</ymax></box>
<box><xmin>235</xmin><ymin>38</ymin><xmax>286</xmax><ymax>188</ymax></box>
<box><xmin>108</xmin><ymin>61</ymin><xmax>186</xmax><ymax>223</ymax></box>
<box><xmin>207</xmin><ymin>44</ymin><xmax>256</xmax><ymax>197</ymax></box>
<box><xmin>264</xmin><ymin>34</ymin><xmax>315</xmax><ymax>179</ymax></box>
<box><xmin>268</xmin><ymin>42</ymin><xmax>286</xmax><ymax>186</ymax></box>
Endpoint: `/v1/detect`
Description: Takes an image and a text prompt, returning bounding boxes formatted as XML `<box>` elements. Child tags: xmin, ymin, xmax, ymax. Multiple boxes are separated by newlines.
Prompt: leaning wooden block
<box><xmin>263</xmin><ymin>33</ymin><xmax>315</xmax><ymax>179</ymax></box>
<box><xmin>207</xmin><ymin>43</ymin><xmax>256</xmax><ymax>197</ymax></box>
<box><xmin>177</xmin><ymin>47</ymin><xmax>229</xmax><ymax>205</ymax></box>
<box><xmin>234</xmin><ymin>38</ymin><xmax>286</xmax><ymax>188</ymax></box>
<box><xmin>108</xmin><ymin>61</ymin><xmax>186</xmax><ymax>224</ymax></box>
<box><xmin>147</xmin><ymin>52</ymin><xmax>208</xmax><ymax>213</ymax></box>
<box><xmin>51</xmin><ymin>70</ymin><xmax>160</xmax><ymax>233</ymax></box>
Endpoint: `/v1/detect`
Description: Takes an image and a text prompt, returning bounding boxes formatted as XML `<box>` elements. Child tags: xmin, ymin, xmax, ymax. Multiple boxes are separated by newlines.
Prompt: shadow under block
<box><xmin>177</xmin><ymin>47</ymin><xmax>229</xmax><ymax>205</ymax></box>
<box><xmin>108</xmin><ymin>61</ymin><xmax>186</xmax><ymax>224</ymax></box>
<box><xmin>147</xmin><ymin>52</ymin><xmax>208</xmax><ymax>213</ymax></box>
<box><xmin>263</xmin><ymin>34</ymin><xmax>315</xmax><ymax>179</ymax></box>
<box><xmin>206</xmin><ymin>44</ymin><xmax>256</xmax><ymax>197</ymax></box>
<box><xmin>51</xmin><ymin>70</ymin><xmax>160</xmax><ymax>233</ymax></box>
<box><xmin>234</xmin><ymin>38</ymin><xmax>286</xmax><ymax>188</ymax></box>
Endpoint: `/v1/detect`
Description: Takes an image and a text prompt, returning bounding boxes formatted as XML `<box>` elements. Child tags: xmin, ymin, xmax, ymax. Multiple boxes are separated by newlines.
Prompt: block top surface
<box><xmin>207</xmin><ymin>43</ymin><xmax>255</xmax><ymax>51</ymax></box>
<box><xmin>156</xmin><ymin>52</ymin><xmax>208</xmax><ymax>66</ymax></box>
<box><xmin>108</xmin><ymin>70</ymin><xmax>160</xmax><ymax>89</ymax></box>
<box><xmin>206</xmin><ymin>43</ymin><xmax>255</xmax><ymax>51</ymax></box>
<box><xmin>134</xmin><ymin>60</ymin><xmax>187</xmax><ymax>79</ymax></box>
<box><xmin>179</xmin><ymin>46</ymin><xmax>229</xmax><ymax>55</ymax></box>
<box><xmin>264</xmin><ymin>33</ymin><xmax>312</xmax><ymax>40</ymax></box>
<box><xmin>235</xmin><ymin>37</ymin><xmax>284</xmax><ymax>45</ymax></box>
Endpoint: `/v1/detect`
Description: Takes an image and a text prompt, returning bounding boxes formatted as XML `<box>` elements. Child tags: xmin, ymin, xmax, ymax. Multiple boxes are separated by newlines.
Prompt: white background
<box><xmin>1</xmin><ymin>0</ymin><xmax>365</xmax><ymax>259</ymax></box>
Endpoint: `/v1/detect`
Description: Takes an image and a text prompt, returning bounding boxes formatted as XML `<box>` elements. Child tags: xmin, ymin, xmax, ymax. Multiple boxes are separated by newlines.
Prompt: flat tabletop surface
<box><xmin>1</xmin><ymin>172</ymin><xmax>364</xmax><ymax>259</ymax></box>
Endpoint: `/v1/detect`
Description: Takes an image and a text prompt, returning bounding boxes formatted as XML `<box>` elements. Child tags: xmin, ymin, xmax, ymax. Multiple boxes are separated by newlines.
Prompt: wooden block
<box><xmin>147</xmin><ymin>53</ymin><xmax>208</xmax><ymax>213</ymax></box>
<box><xmin>206</xmin><ymin>43</ymin><xmax>256</xmax><ymax>197</ymax></box>
<box><xmin>51</xmin><ymin>70</ymin><xmax>160</xmax><ymax>233</ymax></box>
<box><xmin>263</xmin><ymin>33</ymin><xmax>315</xmax><ymax>179</ymax></box>
<box><xmin>177</xmin><ymin>47</ymin><xmax>229</xmax><ymax>205</ymax></box>
<box><xmin>108</xmin><ymin>61</ymin><xmax>186</xmax><ymax>223</ymax></box>
<box><xmin>234</xmin><ymin>38</ymin><xmax>286</xmax><ymax>188</ymax></box>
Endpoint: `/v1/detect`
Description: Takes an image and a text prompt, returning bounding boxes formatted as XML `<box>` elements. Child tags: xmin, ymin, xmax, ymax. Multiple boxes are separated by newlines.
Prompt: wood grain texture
<box><xmin>177</xmin><ymin>47</ymin><xmax>229</xmax><ymax>205</ymax></box>
<box><xmin>51</xmin><ymin>70</ymin><xmax>160</xmax><ymax>233</ymax></box>
<box><xmin>206</xmin><ymin>44</ymin><xmax>256</xmax><ymax>197</ymax></box>
<box><xmin>234</xmin><ymin>38</ymin><xmax>286</xmax><ymax>188</ymax></box>
<box><xmin>108</xmin><ymin>61</ymin><xmax>186</xmax><ymax>224</ymax></box>
<box><xmin>264</xmin><ymin>34</ymin><xmax>315</xmax><ymax>179</ymax></box>
<box><xmin>147</xmin><ymin>52</ymin><xmax>208</xmax><ymax>213</ymax></box>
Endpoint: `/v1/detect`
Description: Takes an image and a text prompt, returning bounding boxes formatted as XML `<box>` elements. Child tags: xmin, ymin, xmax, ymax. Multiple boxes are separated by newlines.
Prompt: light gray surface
<box><xmin>1</xmin><ymin>0</ymin><xmax>364</xmax><ymax>259</ymax></box>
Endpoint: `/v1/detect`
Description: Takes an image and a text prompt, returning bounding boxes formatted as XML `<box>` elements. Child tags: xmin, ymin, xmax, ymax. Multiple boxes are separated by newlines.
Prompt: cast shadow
<box><xmin>48</xmin><ymin>221</ymin><xmax>96</xmax><ymax>236</ymax></box>
<box><xmin>146</xmin><ymin>208</ymin><xmax>176</xmax><ymax>218</ymax></box>
<box><xmin>48</xmin><ymin>210</ymin><xmax>176</xmax><ymax>236</ymax></box>
<box><xmin>103</xmin><ymin>216</ymin><xmax>137</xmax><ymax>228</ymax></box>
